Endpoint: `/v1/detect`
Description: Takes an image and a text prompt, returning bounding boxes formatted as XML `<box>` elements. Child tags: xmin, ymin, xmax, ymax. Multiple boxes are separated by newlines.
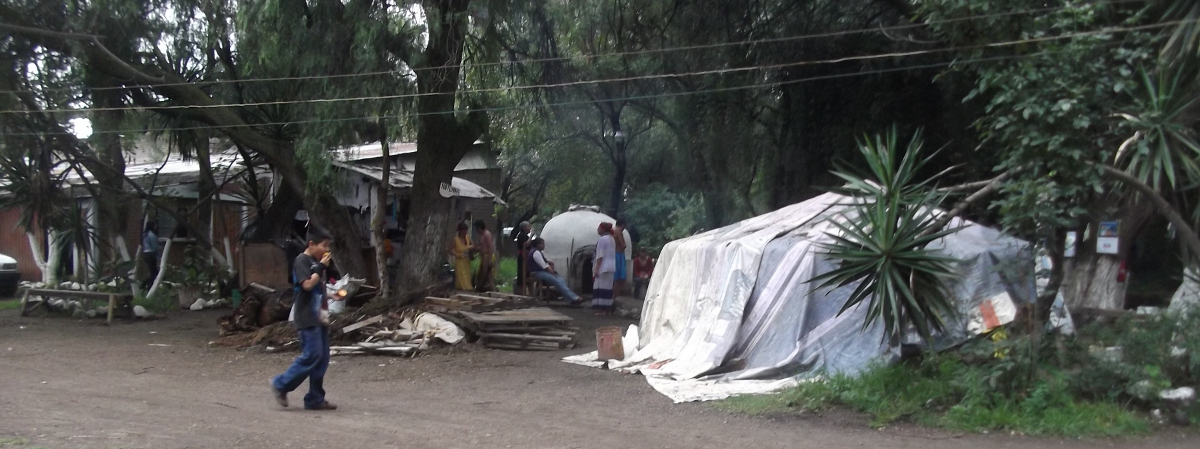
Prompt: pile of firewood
<box><xmin>424</xmin><ymin>292</ymin><xmax>578</xmax><ymax>351</ymax></box>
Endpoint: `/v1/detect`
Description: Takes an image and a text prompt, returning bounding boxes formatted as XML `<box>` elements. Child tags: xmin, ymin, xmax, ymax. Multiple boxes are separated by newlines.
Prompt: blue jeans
<box><xmin>533</xmin><ymin>271</ymin><xmax>580</xmax><ymax>301</ymax></box>
<box><xmin>272</xmin><ymin>326</ymin><xmax>330</xmax><ymax>408</ymax></box>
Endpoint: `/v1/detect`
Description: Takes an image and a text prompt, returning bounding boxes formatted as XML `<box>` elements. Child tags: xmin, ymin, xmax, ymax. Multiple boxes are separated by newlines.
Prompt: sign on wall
<box><xmin>439</xmin><ymin>182</ymin><xmax>461</xmax><ymax>198</ymax></box>
<box><xmin>1097</xmin><ymin>221</ymin><xmax>1119</xmax><ymax>255</ymax></box>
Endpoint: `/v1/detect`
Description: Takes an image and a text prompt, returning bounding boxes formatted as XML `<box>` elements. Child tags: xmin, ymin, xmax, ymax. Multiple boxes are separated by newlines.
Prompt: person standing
<box><xmin>448</xmin><ymin>222</ymin><xmax>475</xmax><ymax>291</ymax></box>
<box><xmin>512</xmin><ymin>221</ymin><xmax>532</xmax><ymax>294</ymax></box>
<box><xmin>593</xmin><ymin>222</ymin><xmax>617</xmax><ymax>315</ymax></box>
<box><xmin>271</xmin><ymin>226</ymin><xmax>338</xmax><ymax>411</ymax></box>
<box><xmin>528</xmin><ymin>238</ymin><xmax>582</xmax><ymax>303</ymax></box>
<box><xmin>612</xmin><ymin>218</ymin><xmax>629</xmax><ymax>298</ymax></box>
<box><xmin>141</xmin><ymin>222</ymin><xmax>159</xmax><ymax>291</ymax></box>
<box><xmin>473</xmin><ymin>220</ymin><xmax>496</xmax><ymax>292</ymax></box>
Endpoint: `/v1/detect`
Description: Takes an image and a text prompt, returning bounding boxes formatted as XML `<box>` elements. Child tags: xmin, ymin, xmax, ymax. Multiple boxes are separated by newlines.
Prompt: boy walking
<box><xmin>271</xmin><ymin>226</ymin><xmax>338</xmax><ymax>411</ymax></box>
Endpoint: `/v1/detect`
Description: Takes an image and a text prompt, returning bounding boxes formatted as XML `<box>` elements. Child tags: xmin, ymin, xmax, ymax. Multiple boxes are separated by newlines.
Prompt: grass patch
<box><xmin>133</xmin><ymin>285</ymin><xmax>179</xmax><ymax>314</ymax></box>
<box><xmin>0</xmin><ymin>298</ymin><xmax>22</xmax><ymax>311</ymax></box>
<box><xmin>0</xmin><ymin>436</ymin><xmax>29</xmax><ymax>447</ymax></box>
<box><xmin>496</xmin><ymin>258</ymin><xmax>517</xmax><ymax>292</ymax></box>
<box><xmin>719</xmin><ymin>355</ymin><xmax>1150</xmax><ymax>437</ymax></box>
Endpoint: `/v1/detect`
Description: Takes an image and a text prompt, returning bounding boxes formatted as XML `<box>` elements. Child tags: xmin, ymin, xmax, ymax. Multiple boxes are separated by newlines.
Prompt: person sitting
<box><xmin>632</xmin><ymin>249</ymin><xmax>655</xmax><ymax>300</ymax></box>
<box><xmin>527</xmin><ymin>238</ymin><xmax>581</xmax><ymax>304</ymax></box>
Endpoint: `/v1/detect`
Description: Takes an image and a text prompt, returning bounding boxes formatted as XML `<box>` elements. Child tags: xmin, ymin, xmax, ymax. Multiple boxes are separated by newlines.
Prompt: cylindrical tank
<box><xmin>538</xmin><ymin>207</ymin><xmax>632</xmax><ymax>292</ymax></box>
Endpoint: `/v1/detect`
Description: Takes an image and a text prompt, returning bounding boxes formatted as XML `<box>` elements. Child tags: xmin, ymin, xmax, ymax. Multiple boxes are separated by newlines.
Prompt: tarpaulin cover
<box><xmin>564</xmin><ymin>192</ymin><xmax>1034</xmax><ymax>402</ymax></box>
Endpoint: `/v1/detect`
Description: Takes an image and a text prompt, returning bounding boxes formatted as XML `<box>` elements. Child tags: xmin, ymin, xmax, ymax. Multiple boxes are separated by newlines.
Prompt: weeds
<box><xmin>721</xmin><ymin>311</ymin><xmax>1200</xmax><ymax>436</ymax></box>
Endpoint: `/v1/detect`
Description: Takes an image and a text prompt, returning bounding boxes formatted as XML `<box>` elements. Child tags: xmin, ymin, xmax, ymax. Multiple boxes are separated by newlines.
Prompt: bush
<box><xmin>718</xmin><ymin>312</ymin><xmax>1200</xmax><ymax>436</ymax></box>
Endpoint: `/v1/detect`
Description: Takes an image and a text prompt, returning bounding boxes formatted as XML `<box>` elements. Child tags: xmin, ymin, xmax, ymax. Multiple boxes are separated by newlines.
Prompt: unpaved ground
<box><xmin>0</xmin><ymin>305</ymin><xmax>1195</xmax><ymax>449</ymax></box>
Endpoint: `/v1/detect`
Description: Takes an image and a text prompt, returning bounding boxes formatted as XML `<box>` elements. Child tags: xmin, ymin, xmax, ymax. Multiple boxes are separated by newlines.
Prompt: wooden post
<box><xmin>107</xmin><ymin>294</ymin><xmax>115</xmax><ymax>323</ymax></box>
<box><xmin>19</xmin><ymin>288</ymin><xmax>30</xmax><ymax>317</ymax></box>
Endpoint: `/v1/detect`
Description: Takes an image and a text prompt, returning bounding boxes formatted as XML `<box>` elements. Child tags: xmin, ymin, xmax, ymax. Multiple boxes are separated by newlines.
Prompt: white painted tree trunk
<box><xmin>1170</xmin><ymin>267</ymin><xmax>1200</xmax><ymax>313</ymax></box>
<box><xmin>26</xmin><ymin>231</ymin><xmax>67</xmax><ymax>285</ymax></box>
<box><xmin>146</xmin><ymin>239</ymin><xmax>174</xmax><ymax>299</ymax></box>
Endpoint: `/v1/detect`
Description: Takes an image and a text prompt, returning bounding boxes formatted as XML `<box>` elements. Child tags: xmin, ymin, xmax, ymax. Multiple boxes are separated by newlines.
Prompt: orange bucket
<box><xmin>596</xmin><ymin>326</ymin><xmax>625</xmax><ymax>360</ymax></box>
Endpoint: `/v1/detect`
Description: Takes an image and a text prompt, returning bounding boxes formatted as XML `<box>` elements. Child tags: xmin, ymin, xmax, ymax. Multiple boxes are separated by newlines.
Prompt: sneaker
<box><xmin>305</xmin><ymin>401</ymin><xmax>338</xmax><ymax>411</ymax></box>
<box><xmin>271</xmin><ymin>383</ymin><xmax>288</xmax><ymax>408</ymax></box>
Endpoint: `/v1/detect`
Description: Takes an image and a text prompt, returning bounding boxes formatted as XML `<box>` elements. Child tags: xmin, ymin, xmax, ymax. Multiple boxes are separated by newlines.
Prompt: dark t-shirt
<box><xmin>291</xmin><ymin>253</ymin><xmax>327</xmax><ymax>329</ymax></box>
<box><xmin>516</xmin><ymin>232</ymin><xmax>530</xmax><ymax>255</ymax></box>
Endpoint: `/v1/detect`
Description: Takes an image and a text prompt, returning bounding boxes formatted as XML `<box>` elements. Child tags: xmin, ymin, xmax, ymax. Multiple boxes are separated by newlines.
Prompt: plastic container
<box><xmin>596</xmin><ymin>326</ymin><xmax>625</xmax><ymax>361</ymax></box>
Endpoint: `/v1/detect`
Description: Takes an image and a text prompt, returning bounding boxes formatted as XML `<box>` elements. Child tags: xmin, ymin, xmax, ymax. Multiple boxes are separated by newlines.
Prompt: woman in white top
<box><xmin>592</xmin><ymin>222</ymin><xmax>617</xmax><ymax>314</ymax></box>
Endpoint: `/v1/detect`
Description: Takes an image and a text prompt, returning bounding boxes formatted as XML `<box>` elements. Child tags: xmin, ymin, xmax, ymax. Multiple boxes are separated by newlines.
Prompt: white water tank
<box><xmin>538</xmin><ymin>208</ymin><xmax>632</xmax><ymax>292</ymax></box>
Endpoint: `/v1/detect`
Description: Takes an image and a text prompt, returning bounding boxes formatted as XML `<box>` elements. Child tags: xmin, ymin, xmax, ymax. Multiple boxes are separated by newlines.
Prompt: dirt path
<box><xmin>0</xmin><ymin>308</ymin><xmax>1194</xmax><ymax>449</ymax></box>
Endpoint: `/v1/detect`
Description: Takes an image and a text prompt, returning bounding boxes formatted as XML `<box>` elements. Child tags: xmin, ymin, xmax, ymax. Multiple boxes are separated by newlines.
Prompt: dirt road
<box><xmin>0</xmin><ymin>307</ymin><xmax>1194</xmax><ymax>449</ymax></box>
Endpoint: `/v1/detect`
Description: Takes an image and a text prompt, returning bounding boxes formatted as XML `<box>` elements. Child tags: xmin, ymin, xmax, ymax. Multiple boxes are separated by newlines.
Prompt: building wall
<box><xmin>0</xmin><ymin>208</ymin><xmax>41</xmax><ymax>282</ymax></box>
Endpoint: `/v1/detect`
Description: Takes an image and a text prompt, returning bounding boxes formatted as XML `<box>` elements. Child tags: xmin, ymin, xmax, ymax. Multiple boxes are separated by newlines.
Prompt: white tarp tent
<box><xmin>565</xmin><ymin>192</ymin><xmax>1035</xmax><ymax>402</ymax></box>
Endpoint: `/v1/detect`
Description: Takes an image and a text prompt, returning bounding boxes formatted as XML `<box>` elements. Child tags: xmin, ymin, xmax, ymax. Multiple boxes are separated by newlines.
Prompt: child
<box><xmin>270</xmin><ymin>226</ymin><xmax>338</xmax><ymax>411</ymax></box>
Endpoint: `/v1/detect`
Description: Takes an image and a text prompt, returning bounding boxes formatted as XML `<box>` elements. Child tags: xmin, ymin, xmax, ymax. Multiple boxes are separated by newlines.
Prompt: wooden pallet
<box><xmin>458</xmin><ymin>307</ymin><xmax>578</xmax><ymax>351</ymax></box>
<box><xmin>457</xmin><ymin>307</ymin><xmax>573</xmax><ymax>329</ymax></box>
<box><xmin>424</xmin><ymin>294</ymin><xmax>540</xmax><ymax>313</ymax></box>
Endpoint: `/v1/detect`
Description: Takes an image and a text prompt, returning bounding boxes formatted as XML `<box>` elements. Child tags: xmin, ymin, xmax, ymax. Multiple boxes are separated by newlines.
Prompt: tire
<box><xmin>0</xmin><ymin>284</ymin><xmax>17</xmax><ymax>298</ymax></box>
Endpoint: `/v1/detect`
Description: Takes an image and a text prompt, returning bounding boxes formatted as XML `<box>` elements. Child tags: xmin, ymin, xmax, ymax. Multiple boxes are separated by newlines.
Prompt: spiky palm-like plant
<box><xmin>813</xmin><ymin>129</ymin><xmax>961</xmax><ymax>345</ymax></box>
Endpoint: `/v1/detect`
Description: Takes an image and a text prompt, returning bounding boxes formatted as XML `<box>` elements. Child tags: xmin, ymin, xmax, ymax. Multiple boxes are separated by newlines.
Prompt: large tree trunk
<box><xmin>87</xmin><ymin>84</ymin><xmax>127</xmax><ymax>279</ymax></box>
<box><xmin>373</xmin><ymin>123</ymin><xmax>391</xmax><ymax>299</ymax></box>
<box><xmin>390</xmin><ymin>0</ymin><xmax>486</xmax><ymax>296</ymax></box>
<box><xmin>607</xmin><ymin>108</ymin><xmax>627</xmax><ymax>218</ymax></box>
<box><xmin>195</xmin><ymin>136</ymin><xmax>215</xmax><ymax>256</ymax></box>
<box><xmin>244</xmin><ymin>177</ymin><xmax>303</xmax><ymax>242</ymax></box>
<box><xmin>1062</xmin><ymin>198</ymin><xmax>1155</xmax><ymax>310</ymax></box>
<box><xmin>303</xmin><ymin>189</ymin><xmax>367</xmax><ymax>278</ymax></box>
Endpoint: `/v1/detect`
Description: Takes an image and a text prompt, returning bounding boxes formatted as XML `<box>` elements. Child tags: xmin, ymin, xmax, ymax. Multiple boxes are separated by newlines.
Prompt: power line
<box><xmin>0</xmin><ymin>49</ymin><xmax>1105</xmax><ymax>138</ymax></box>
<box><xmin>0</xmin><ymin>19</ymin><xmax>1177</xmax><ymax>115</ymax></box>
<box><xmin>0</xmin><ymin>0</ymin><xmax>1147</xmax><ymax>95</ymax></box>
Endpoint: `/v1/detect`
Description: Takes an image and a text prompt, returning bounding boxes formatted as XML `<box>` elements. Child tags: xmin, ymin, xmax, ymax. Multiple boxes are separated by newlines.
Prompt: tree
<box><xmin>919</xmin><ymin>0</ymin><xmax>1168</xmax><ymax>310</ymax></box>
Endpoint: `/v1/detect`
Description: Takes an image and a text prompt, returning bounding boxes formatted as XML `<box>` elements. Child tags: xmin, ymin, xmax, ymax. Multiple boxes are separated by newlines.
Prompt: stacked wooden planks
<box><xmin>423</xmin><ymin>292</ymin><xmax>540</xmax><ymax>313</ymax></box>
<box><xmin>457</xmin><ymin>307</ymin><xmax>578</xmax><ymax>351</ymax></box>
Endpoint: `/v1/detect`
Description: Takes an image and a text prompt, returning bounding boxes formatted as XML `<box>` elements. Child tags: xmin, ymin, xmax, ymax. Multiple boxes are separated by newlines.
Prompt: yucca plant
<box><xmin>1115</xmin><ymin>63</ymin><xmax>1200</xmax><ymax>193</ymax></box>
<box><xmin>813</xmin><ymin>128</ymin><xmax>962</xmax><ymax>345</ymax></box>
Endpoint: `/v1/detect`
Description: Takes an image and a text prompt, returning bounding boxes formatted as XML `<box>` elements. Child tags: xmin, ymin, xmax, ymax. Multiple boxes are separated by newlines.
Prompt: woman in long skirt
<box><xmin>592</xmin><ymin>222</ymin><xmax>617</xmax><ymax>315</ymax></box>
<box><xmin>447</xmin><ymin>222</ymin><xmax>475</xmax><ymax>291</ymax></box>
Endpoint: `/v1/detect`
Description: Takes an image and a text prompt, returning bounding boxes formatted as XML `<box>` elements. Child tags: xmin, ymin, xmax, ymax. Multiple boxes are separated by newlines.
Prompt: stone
<box><xmin>133</xmin><ymin>305</ymin><xmax>150</xmax><ymax>318</ymax></box>
<box><xmin>1127</xmin><ymin>380</ymin><xmax>1156</xmax><ymax>401</ymax></box>
<box><xmin>1160</xmin><ymin>386</ymin><xmax>1196</xmax><ymax>404</ymax></box>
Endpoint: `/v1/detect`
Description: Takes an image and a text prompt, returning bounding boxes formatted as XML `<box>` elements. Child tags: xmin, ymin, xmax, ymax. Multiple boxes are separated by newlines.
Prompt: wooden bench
<box><xmin>20</xmin><ymin>288</ymin><xmax>135</xmax><ymax>323</ymax></box>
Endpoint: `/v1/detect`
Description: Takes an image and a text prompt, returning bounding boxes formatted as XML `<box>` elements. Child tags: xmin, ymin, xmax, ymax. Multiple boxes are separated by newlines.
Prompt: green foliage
<box><xmin>134</xmin><ymin>287</ymin><xmax>178</xmax><ymax>315</ymax></box>
<box><xmin>723</xmin><ymin>311</ymin><xmax>1200</xmax><ymax>435</ymax></box>
<box><xmin>720</xmin><ymin>352</ymin><xmax>1148</xmax><ymax>437</ymax></box>
<box><xmin>162</xmin><ymin>245</ymin><xmax>226</xmax><ymax>290</ymax></box>
<box><xmin>0</xmin><ymin>299</ymin><xmax>22</xmax><ymax>311</ymax></box>
<box><xmin>814</xmin><ymin>129</ymin><xmax>960</xmax><ymax>344</ymax></box>
<box><xmin>1075</xmin><ymin>312</ymin><xmax>1200</xmax><ymax>403</ymax></box>
<box><xmin>496</xmin><ymin>257</ymin><xmax>517</xmax><ymax>292</ymax></box>
<box><xmin>1116</xmin><ymin>62</ymin><xmax>1200</xmax><ymax>192</ymax></box>
<box><xmin>919</xmin><ymin>0</ymin><xmax>1162</xmax><ymax>237</ymax></box>
<box><xmin>621</xmin><ymin>184</ymin><xmax>705</xmax><ymax>252</ymax></box>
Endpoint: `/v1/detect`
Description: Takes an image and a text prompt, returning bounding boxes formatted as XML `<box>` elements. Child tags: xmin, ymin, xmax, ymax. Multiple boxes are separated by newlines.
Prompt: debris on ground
<box><xmin>213</xmin><ymin>286</ymin><xmax>579</xmax><ymax>355</ymax></box>
<box><xmin>454</xmin><ymin>306</ymin><xmax>578</xmax><ymax>351</ymax></box>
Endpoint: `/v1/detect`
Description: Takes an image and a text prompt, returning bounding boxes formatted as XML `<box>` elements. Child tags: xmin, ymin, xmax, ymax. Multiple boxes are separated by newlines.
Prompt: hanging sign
<box><xmin>439</xmin><ymin>182</ymin><xmax>461</xmax><ymax>198</ymax></box>
<box><xmin>1096</xmin><ymin>221</ymin><xmax>1119</xmax><ymax>255</ymax></box>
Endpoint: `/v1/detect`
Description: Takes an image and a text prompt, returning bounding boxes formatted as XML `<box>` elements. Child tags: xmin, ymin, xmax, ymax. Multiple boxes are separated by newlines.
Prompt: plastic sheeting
<box><xmin>564</xmin><ymin>192</ymin><xmax>1035</xmax><ymax>402</ymax></box>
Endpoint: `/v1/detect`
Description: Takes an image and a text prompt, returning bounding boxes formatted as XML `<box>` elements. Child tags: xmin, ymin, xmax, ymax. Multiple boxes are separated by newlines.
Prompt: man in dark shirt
<box><xmin>512</xmin><ymin>221</ymin><xmax>532</xmax><ymax>294</ymax></box>
<box><xmin>271</xmin><ymin>226</ymin><xmax>338</xmax><ymax>411</ymax></box>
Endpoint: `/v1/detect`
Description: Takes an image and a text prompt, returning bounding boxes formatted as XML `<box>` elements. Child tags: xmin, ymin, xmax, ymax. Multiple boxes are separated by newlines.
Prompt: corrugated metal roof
<box><xmin>331</xmin><ymin>161</ymin><xmax>505</xmax><ymax>204</ymax></box>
